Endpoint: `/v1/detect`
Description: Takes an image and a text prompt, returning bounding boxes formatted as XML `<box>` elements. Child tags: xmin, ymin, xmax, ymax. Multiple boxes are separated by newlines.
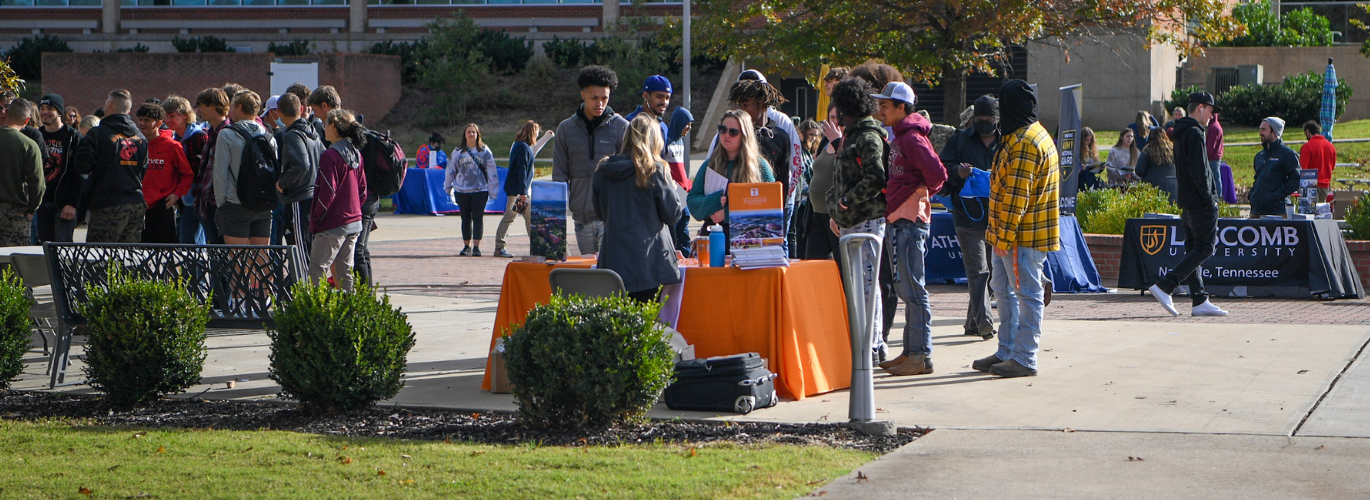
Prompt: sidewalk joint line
<box><xmin>1292</xmin><ymin>332</ymin><xmax>1370</xmax><ymax>437</ymax></box>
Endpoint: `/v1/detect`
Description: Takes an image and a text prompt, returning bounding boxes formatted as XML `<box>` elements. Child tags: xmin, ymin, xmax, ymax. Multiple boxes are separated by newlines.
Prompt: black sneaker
<box><xmin>971</xmin><ymin>354</ymin><xmax>1002</xmax><ymax>373</ymax></box>
<box><xmin>989</xmin><ymin>359</ymin><xmax>1037</xmax><ymax>378</ymax></box>
<box><xmin>471</xmin><ymin>246</ymin><xmax>482</xmax><ymax>257</ymax></box>
<box><xmin>459</xmin><ymin>246</ymin><xmax>471</xmax><ymax>256</ymax></box>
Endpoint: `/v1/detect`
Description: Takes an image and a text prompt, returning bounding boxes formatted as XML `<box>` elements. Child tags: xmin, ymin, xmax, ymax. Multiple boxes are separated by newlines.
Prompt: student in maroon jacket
<box><xmin>135</xmin><ymin>103</ymin><xmax>193</xmax><ymax>243</ymax></box>
<box><xmin>870</xmin><ymin>82</ymin><xmax>947</xmax><ymax>377</ymax></box>
<box><xmin>308</xmin><ymin>109</ymin><xmax>368</xmax><ymax>292</ymax></box>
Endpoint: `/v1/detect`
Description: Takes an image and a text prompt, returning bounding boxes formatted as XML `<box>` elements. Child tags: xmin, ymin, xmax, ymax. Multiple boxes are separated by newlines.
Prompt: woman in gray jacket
<box><xmin>444</xmin><ymin>123</ymin><xmax>499</xmax><ymax>256</ymax></box>
<box><xmin>592</xmin><ymin>115</ymin><xmax>683</xmax><ymax>303</ymax></box>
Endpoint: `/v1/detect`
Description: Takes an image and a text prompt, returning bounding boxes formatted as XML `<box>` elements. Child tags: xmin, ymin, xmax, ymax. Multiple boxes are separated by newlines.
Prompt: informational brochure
<box><xmin>704</xmin><ymin>168</ymin><xmax>730</xmax><ymax>195</ymax></box>
<box><xmin>727</xmin><ymin>182</ymin><xmax>785</xmax><ymax>252</ymax></box>
<box><xmin>529</xmin><ymin>181</ymin><xmax>569</xmax><ymax>261</ymax></box>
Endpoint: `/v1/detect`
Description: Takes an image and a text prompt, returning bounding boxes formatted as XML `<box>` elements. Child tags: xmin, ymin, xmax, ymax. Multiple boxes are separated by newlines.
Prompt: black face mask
<box><xmin>974</xmin><ymin>120</ymin><xmax>998</xmax><ymax>137</ymax></box>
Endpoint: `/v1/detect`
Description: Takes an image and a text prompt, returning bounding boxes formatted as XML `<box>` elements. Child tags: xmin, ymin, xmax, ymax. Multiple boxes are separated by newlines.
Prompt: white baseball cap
<box><xmin>260</xmin><ymin>95</ymin><xmax>280</xmax><ymax>117</ymax></box>
<box><xmin>870</xmin><ymin>82</ymin><xmax>917</xmax><ymax>106</ymax></box>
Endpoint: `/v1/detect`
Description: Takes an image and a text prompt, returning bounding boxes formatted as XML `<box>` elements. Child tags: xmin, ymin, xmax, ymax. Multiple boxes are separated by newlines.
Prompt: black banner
<box><xmin>1119</xmin><ymin>217</ymin><xmax>1363</xmax><ymax>298</ymax></box>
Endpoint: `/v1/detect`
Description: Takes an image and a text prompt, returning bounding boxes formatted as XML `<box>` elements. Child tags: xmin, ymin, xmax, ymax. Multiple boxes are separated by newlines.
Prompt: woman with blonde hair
<box><xmin>592</xmin><ymin>115</ymin><xmax>683</xmax><ymax>302</ymax></box>
<box><xmin>1135</xmin><ymin>126</ymin><xmax>1178</xmax><ymax>202</ymax></box>
<box><xmin>494</xmin><ymin>120</ymin><xmax>554</xmax><ymax>258</ymax></box>
<box><xmin>686</xmin><ymin>109</ymin><xmax>775</xmax><ymax>240</ymax></box>
<box><xmin>1128</xmin><ymin>110</ymin><xmax>1160</xmax><ymax>150</ymax></box>
<box><xmin>444</xmin><ymin>123</ymin><xmax>498</xmax><ymax>256</ymax></box>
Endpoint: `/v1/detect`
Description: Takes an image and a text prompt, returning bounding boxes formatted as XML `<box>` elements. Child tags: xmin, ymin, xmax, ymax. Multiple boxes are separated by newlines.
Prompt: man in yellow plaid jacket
<box><xmin>974</xmin><ymin>79</ymin><xmax>1059</xmax><ymax>379</ymax></box>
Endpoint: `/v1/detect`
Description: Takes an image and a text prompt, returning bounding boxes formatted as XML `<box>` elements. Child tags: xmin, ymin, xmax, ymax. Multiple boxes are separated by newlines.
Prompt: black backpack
<box><xmin>360</xmin><ymin>129</ymin><xmax>408</xmax><ymax>197</ymax></box>
<box><xmin>226</xmin><ymin>123</ymin><xmax>281</xmax><ymax>212</ymax></box>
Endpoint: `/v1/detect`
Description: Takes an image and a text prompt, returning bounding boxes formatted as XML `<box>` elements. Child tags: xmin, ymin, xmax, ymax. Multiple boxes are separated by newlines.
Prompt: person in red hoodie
<box><xmin>309</xmin><ymin>109</ymin><xmax>368</xmax><ymax>292</ymax></box>
<box><xmin>1299</xmin><ymin>120</ymin><xmax>1337</xmax><ymax>203</ymax></box>
<box><xmin>870</xmin><ymin>82</ymin><xmax>947</xmax><ymax>377</ymax></box>
<box><xmin>135</xmin><ymin>103</ymin><xmax>193</xmax><ymax>243</ymax></box>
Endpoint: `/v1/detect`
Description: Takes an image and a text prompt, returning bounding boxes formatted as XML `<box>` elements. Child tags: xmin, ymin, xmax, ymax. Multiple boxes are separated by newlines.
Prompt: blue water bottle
<box><xmin>708</xmin><ymin>224</ymin><xmax>726</xmax><ymax>268</ymax></box>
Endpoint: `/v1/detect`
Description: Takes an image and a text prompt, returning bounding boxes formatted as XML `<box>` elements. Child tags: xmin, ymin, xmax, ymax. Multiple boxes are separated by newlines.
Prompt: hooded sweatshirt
<box><xmin>142</xmin><ymin>128</ymin><xmax>194</xmax><ymax>208</ymax></box>
<box><xmin>1171</xmin><ymin>116</ymin><xmax>1217</xmax><ymax>210</ymax></box>
<box><xmin>665</xmin><ymin>107</ymin><xmax>695</xmax><ymax>190</ymax></box>
<box><xmin>311</xmin><ymin>140</ymin><xmax>368</xmax><ymax>234</ymax></box>
<box><xmin>885</xmin><ymin>112</ymin><xmax>947</xmax><ymax>223</ymax></box>
<box><xmin>986</xmin><ymin>80</ymin><xmax>1060</xmax><ymax>253</ymax></box>
<box><xmin>276</xmin><ymin>118</ymin><xmax>324</xmax><ymax>204</ymax></box>
<box><xmin>213</xmin><ymin>119</ymin><xmax>275</xmax><ymax>207</ymax></box>
<box><xmin>552</xmin><ymin>104</ymin><xmax>629</xmax><ymax>222</ymax></box>
<box><xmin>72</xmin><ymin>113</ymin><xmax>148</xmax><ymax>211</ymax></box>
<box><xmin>38</xmin><ymin>123</ymin><xmax>84</xmax><ymax>208</ymax></box>
<box><xmin>591</xmin><ymin>154</ymin><xmax>682</xmax><ymax>293</ymax></box>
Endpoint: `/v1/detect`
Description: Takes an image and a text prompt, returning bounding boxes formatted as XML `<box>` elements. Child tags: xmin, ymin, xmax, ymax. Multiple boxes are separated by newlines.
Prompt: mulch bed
<box><xmin>0</xmin><ymin>392</ymin><xmax>920</xmax><ymax>454</ymax></box>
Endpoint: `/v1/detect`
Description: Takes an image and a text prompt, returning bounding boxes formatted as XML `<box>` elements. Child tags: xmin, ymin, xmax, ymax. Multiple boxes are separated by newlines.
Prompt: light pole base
<box><xmin>846</xmin><ymin>420</ymin><xmax>897</xmax><ymax>437</ymax></box>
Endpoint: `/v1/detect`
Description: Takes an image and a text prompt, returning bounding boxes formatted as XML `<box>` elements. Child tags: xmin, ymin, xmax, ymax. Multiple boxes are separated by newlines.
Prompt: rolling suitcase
<box><xmin>664</xmin><ymin>352</ymin><xmax>778</xmax><ymax>414</ymax></box>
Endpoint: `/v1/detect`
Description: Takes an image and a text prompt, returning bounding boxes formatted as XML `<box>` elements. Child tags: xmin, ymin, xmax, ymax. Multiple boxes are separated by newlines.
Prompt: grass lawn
<box><xmin>0</xmin><ymin>420</ymin><xmax>874</xmax><ymax>499</ymax></box>
<box><xmin>1094</xmin><ymin>119</ymin><xmax>1370</xmax><ymax>188</ymax></box>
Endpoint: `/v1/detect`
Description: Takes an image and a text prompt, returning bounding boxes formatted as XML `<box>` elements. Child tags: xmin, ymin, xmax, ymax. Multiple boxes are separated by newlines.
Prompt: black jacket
<box><xmin>277</xmin><ymin>119</ymin><xmax>324</xmax><ymax>204</ymax></box>
<box><xmin>72</xmin><ymin>113</ymin><xmax>148</xmax><ymax>211</ymax></box>
<box><xmin>1171</xmin><ymin>117</ymin><xmax>1217</xmax><ymax>210</ymax></box>
<box><xmin>938</xmin><ymin>126</ymin><xmax>998</xmax><ymax>230</ymax></box>
<box><xmin>1134</xmin><ymin>149</ymin><xmax>1177</xmax><ymax>204</ymax></box>
<box><xmin>592</xmin><ymin>154</ymin><xmax>683</xmax><ymax>294</ymax></box>
<box><xmin>38</xmin><ymin>124</ymin><xmax>85</xmax><ymax>208</ymax></box>
<box><xmin>1250</xmin><ymin>139</ymin><xmax>1301</xmax><ymax>216</ymax></box>
<box><xmin>756</xmin><ymin>122</ymin><xmax>793</xmax><ymax>201</ymax></box>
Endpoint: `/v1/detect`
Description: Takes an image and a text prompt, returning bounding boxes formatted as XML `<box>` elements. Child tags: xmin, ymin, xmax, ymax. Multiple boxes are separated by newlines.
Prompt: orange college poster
<box><xmin>727</xmin><ymin>182</ymin><xmax>784</xmax><ymax>251</ymax></box>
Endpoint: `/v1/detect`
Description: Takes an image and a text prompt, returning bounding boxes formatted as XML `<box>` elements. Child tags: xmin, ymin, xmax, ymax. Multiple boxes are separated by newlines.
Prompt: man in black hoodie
<box><xmin>275</xmin><ymin>93</ymin><xmax>323</xmax><ymax>260</ymax></box>
<box><xmin>74</xmin><ymin>89</ymin><xmax>150</xmax><ymax>243</ymax></box>
<box><xmin>35</xmin><ymin>93</ymin><xmax>84</xmax><ymax>243</ymax></box>
<box><xmin>1148</xmin><ymin>92</ymin><xmax>1228</xmax><ymax>318</ymax></box>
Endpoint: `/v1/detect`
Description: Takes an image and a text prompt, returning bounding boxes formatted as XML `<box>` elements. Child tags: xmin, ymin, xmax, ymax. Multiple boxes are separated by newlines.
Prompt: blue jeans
<box><xmin>989</xmin><ymin>246</ymin><xmax>1048</xmax><ymax>369</ymax></box>
<box><xmin>886</xmin><ymin>219</ymin><xmax>931</xmax><ymax>357</ymax></box>
<box><xmin>177</xmin><ymin>201</ymin><xmax>204</xmax><ymax>244</ymax></box>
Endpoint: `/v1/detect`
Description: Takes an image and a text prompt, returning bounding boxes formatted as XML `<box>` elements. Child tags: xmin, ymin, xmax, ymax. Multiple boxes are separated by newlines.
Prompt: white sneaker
<box><xmin>1192</xmin><ymin>300</ymin><xmax>1229</xmax><ymax>317</ymax></box>
<box><xmin>1148</xmin><ymin>285</ymin><xmax>1179</xmax><ymax>316</ymax></box>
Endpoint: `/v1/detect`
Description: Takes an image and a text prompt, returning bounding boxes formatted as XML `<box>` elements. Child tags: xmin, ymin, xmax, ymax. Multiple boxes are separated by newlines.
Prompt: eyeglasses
<box><xmin>717</xmin><ymin>125</ymin><xmax>743</xmax><ymax>138</ymax></box>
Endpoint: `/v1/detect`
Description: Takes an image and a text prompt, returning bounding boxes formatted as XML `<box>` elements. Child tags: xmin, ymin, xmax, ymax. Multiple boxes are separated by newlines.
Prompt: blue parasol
<box><xmin>1321</xmin><ymin>58</ymin><xmax>1337</xmax><ymax>141</ymax></box>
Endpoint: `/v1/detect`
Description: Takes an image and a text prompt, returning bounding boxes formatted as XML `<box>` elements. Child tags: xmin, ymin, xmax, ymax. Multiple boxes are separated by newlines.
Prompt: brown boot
<box><xmin>884</xmin><ymin>354</ymin><xmax>934</xmax><ymax>376</ymax></box>
<box><xmin>878</xmin><ymin>354</ymin><xmax>907</xmax><ymax>370</ymax></box>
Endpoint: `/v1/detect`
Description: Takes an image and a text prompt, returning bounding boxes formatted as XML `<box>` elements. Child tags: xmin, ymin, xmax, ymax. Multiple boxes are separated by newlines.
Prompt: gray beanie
<box><xmin>1263</xmin><ymin>117</ymin><xmax>1285</xmax><ymax>137</ymax></box>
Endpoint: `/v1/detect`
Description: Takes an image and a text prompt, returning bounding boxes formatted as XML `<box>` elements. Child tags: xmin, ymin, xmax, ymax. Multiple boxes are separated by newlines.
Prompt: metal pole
<box><xmin>682</xmin><ymin>0</ymin><xmax>691</xmax><ymax>168</ymax></box>
<box><xmin>839</xmin><ymin>233</ymin><xmax>879</xmax><ymax>422</ymax></box>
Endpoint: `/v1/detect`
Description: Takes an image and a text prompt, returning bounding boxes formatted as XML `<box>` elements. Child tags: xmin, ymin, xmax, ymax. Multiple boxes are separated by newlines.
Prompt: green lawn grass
<box><xmin>0</xmin><ymin>420</ymin><xmax>873</xmax><ymax>499</ymax></box>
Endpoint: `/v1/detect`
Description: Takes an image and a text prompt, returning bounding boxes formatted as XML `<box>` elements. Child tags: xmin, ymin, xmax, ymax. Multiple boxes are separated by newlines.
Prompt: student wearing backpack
<box><xmin>310</xmin><ymin>109</ymin><xmax>368</xmax><ymax>292</ymax></box>
<box><xmin>275</xmin><ymin>93</ymin><xmax>323</xmax><ymax>258</ymax></box>
<box><xmin>444</xmin><ymin>123</ymin><xmax>499</xmax><ymax>257</ymax></box>
<box><xmin>213</xmin><ymin>91</ymin><xmax>278</xmax><ymax>245</ymax></box>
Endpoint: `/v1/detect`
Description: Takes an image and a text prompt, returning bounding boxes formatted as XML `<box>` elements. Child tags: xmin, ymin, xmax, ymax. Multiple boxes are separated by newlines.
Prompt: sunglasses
<box><xmin>717</xmin><ymin>124</ymin><xmax>743</xmax><ymax>138</ymax></box>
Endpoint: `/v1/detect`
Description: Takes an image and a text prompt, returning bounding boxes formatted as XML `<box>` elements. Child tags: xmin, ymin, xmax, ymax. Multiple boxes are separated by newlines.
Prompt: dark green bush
<box><xmin>1346</xmin><ymin>194</ymin><xmax>1370</xmax><ymax>240</ymax></box>
<box><xmin>1164</xmin><ymin>85</ymin><xmax>1205</xmax><ymax>114</ymax></box>
<box><xmin>0</xmin><ymin>269</ymin><xmax>33</xmax><ymax>390</ymax></box>
<box><xmin>419</xmin><ymin>13</ymin><xmax>490</xmax><ymax>121</ymax></box>
<box><xmin>81</xmin><ymin>268</ymin><xmax>210</xmax><ymax>408</ymax></box>
<box><xmin>269</xmin><ymin>280</ymin><xmax>415</xmax><ymax>414</ymax></box>
<box><xmin>1217</xmin><ymin>71</ymin><xmax>1352</xmax><ymax>127</ymax></box>
<box><xmin>368</xmin><ymin>40</ymin><xmax>432</xmax><ymax>84</ymax></box>
<box><xmin>474</xmin><ymin>29</ymin><xmax>533</xmax><ymax>74</ymax></box>
<box><xmin>171</xmin><ymin>36</ymin><xmax>234</xmax><ymax>53</ymax></box>
<box><xmin>543</xmin><ymin>36</ymin><xmax>585</xmax><ymax>68</ymax></box>
<box><xmin>268</xmin><ymin>40</ymin><xmax>313</xmax><ymax>57</ymax></box>
<box><xmin>504</xmin><ymin>294</ymin><xmax>674</xmax><ymax>429</ymax></box>
<box><xmin>2</xmin><ymin>35</ymin><xmax>72</xmax><ymax>81</ymax></box>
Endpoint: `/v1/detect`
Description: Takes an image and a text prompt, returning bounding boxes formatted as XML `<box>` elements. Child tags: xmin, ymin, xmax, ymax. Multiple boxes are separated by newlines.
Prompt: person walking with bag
<box><xmin>445</xmin><ymin>123</ymin><xmax>499</xmax><ymax>257</ymax></box>
<box><xmin>939</xmin><ymin>95</ymin><xmax>1000</xmax><ymax>340</ymax></box>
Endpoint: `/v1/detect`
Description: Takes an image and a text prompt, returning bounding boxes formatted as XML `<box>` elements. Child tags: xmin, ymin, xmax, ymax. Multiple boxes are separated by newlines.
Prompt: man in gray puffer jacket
<box><xmin>275</xmin><ymin>93</ymin><xmax>323</xmax><ymax>258</ymax></box>
<box><xmin>552</xmin><ymin>65</ymin><xmax>630</xmax><ymax>255</ymax></box>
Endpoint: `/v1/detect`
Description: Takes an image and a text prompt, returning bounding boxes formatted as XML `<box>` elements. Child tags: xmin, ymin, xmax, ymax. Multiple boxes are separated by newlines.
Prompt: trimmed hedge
<box><xmin>0</xmin><ymin>269</ymin><xmax>33</xmax><ymax>390</ymax></box>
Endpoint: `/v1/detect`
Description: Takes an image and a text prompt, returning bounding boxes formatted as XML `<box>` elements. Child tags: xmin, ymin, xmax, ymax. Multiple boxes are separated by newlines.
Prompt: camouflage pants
<box><xmin>87</xmin><ymin>202</ymin><xmax>146</xmax><ymax>243</ymax></box>
<box><xmin>0</xmin><ymin>203</ymin><xmax>31</xmax><ymax>247</ymax></box>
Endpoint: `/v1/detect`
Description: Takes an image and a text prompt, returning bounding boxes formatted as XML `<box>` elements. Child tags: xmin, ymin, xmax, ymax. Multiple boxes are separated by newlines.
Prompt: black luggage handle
<box><xmin>738</xmin><ymin>373</ymin><xmax>777</xmax><ymax>387</ymax></box>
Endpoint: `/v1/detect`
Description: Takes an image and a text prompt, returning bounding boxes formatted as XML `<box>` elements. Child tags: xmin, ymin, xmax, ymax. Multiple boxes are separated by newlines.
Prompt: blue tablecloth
<box><xmin>924</xmin><ymin>212</ymin><xmax>1107</xmax><ymax>293</ymax></box>
<box><xmin>393</xmin><ymin>167</ymin><xmax>508</xmax><ymax>215</ymax></box>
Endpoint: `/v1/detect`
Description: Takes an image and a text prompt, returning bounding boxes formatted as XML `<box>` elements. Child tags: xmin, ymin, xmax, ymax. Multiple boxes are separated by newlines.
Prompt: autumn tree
<box><xmin>693</xmin><ymin>0</ymin><xmax>1242</xmax><ymax>117</ymax></box>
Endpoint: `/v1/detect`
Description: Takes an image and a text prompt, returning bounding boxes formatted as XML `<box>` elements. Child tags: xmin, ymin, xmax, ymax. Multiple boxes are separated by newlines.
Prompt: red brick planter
<box><xmin>1348</xmin><ymin>240</ymin><xmax>1370</xmax><ymax>290</ymax></box>
<box><xmin>1085</xmin><ymin>233</ymin><xmax>1123</xmax><ymax>281</ymax></box>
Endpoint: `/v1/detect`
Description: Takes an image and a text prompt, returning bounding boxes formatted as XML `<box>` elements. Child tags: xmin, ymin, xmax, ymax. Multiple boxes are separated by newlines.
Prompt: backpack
<box><xmin>360</xmin><ymin>129</ymin><xmax>408</xmax><ymax>197</ymax></box>
<box><xmin>226</xmin><ymin>123</ymin><xmax>281</xmax><ymax>212</ymax></box>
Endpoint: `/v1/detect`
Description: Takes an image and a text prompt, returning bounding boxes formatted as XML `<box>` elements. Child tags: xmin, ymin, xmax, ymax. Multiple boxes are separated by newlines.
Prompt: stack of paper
<box><xmin>731</xmin><ymin>246</ymin><xmax>790</xmax><ymax>270</ymax></box>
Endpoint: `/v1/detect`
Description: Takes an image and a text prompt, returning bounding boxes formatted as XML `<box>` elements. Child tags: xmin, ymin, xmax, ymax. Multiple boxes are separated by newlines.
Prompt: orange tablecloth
<box><xmin>480</xmin><ymin>260</ymin><xmax>852</xmax><ymax>400</ymax></box>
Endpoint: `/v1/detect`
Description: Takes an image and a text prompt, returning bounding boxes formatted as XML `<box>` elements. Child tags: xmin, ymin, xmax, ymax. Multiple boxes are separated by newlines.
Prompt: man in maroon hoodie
<box><xmin>135</xmin><ymin>103</ymin><xmax>193</xmax><ymax>243</ymax></box>
<box><xmin>871</xmin><ymin>82</ymin><xmax>947</xmax><ymax>376</ymax></box>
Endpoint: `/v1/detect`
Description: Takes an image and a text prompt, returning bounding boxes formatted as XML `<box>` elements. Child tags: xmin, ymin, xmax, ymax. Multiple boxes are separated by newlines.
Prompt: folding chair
<box><xmin>10</xmin><ymin>252</ymin><xmax>60</xmax><ymax>362</ymax></box>
<box><xmin>548</xmin><ymin>268</ymin><xmax>625</xmax><ymax>299</ymax></box>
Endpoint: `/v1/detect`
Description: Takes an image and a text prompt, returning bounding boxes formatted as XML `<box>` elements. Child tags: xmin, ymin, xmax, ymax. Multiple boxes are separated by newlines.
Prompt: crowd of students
<box><xmin>0</xmin><ymin>83</ymin><xmax>377</xmax><ymax>291</ymax></box>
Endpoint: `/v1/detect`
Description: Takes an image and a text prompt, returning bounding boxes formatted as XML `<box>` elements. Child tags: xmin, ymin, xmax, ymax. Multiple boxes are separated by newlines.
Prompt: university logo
<box><xmin>1140</xmin><ymin>225</ymin><xmax>1167</xmax><ymax>255</ymax></box>
<box><xmin>750</xmin><ymin>188</ymin><xmax>759</xmax><ymax>196</ymax></box>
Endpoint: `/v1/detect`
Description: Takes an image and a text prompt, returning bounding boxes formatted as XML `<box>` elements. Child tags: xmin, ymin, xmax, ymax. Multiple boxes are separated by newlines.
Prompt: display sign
<box><xmin>529</xmin><ymin>181</ymin><xmax>568</xmax><ymax>261</ymax></box>
<box><xmin>727</xmin><ymin>182</ymin><xmax>785</xmax><ymax>252</ymax></box>
<box><xmin>1057</xmin><ymin>84</ymin><xmax>1083</xmax><ymax>215</ymax></box>
<box><xmin>1298</xmin><ymin>169</ymin><xmax>1319</xmax><ymax>214</ymax></box>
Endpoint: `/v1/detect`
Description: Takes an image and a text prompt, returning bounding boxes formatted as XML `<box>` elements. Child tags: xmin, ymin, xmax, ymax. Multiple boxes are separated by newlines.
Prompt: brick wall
<box><xmin>1347</xmin><ymin>240</ymin><xmax>1370</xmax><ymax>291</ymax></box>
<box><xmin>316</xmin><ymin>52</ymin><xmax>402</xmax><ymax>126</ymax></box>
<box><xmin>41</xmin><ymin>52</ymin><xmax>272</xmax><ymax>117</ymax></box>
<box><xmin>1085</xmin><ymin>233</ymin><xmax>1123</xmax><ymax>281</ymax></box>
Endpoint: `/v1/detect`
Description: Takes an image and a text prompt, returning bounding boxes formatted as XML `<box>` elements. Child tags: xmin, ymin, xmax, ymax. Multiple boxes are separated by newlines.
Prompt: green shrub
<box><xmin>2</xmin><ymin>35</ymin><xmax>72</xmax><ymax>81</ymax></box>
<box><xmin>1076</xmin><ymin>184</ymin><xmax>1179</xmax><ymax>235</ymax></box>
<box><xmin>1217</xmin><ymin>1</ymin><xmax>1334</xmax><ymax>47</ymax></box>
<box><xmin>1346</xmin><ymin>194</ymin><xmax>1370</xmax><ymax>240</ymax></box>
<box><xmin>1215</xmin><ymin>71</ymin><xmax>1352</xmax><ymax>127</ymax></box>
<box><xmin>0</xmin><ymin>269</ymin><xmax>33</xmax><ymax>391</ymax></box>
<box><xmin>269</xmin><ymin>280</ymin><xmax>415</xmax><ymax>414</ymax></box>
<box><xmin>419</xmin><ymin>13</ymin><xmax>490</xmax><ymax>122</ymax></box>
<box><xmin>504</xmin><ymin>294</ymin><xmax>674</xmax><ymax>429</ymax></box>
<box><xmin>1164</xmin><ymin>85</ymin><xmax>1205</xmax><ymax>114</ymax></box>
<box><xmin>171</xmin><ymin>36</ymin><xmax>234</xmax><ymax>53</ymax></box>
<box><xmin>543</xmin><ymin>36</ymin><xmax>585</xmax><ymax>68</ymax></box>
<box><xmin>474</xmin><ymin>29</ymin><xmax>533</xmax><ymax>74</ymax></box>
<box><xmin>368</xmin><ymin>40</ymin><xmax>432</xmax><ymax>84</ymax></box>
<box><xmin>268</xmin><ymin>40</ymin><xmax>313</xmax><ymax>57</ymax></box>
<box><xmin>81</xmin><ymin>268</ymin><xmax>210</xmax><ymax>408</ymax></box>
